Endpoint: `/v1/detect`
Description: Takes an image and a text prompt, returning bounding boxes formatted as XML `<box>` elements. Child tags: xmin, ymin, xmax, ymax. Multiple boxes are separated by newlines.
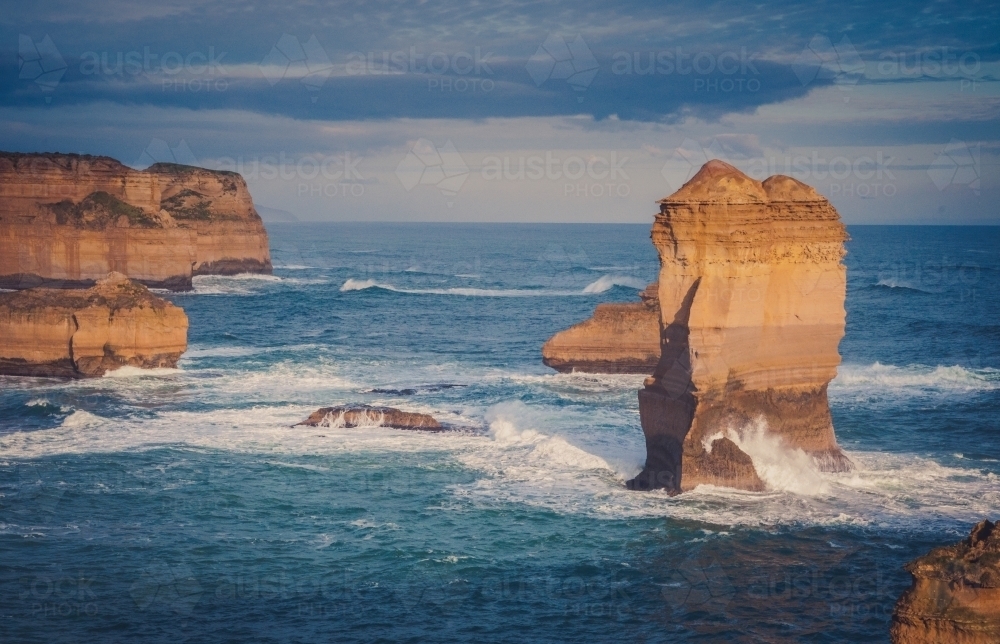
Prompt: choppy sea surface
<box><xmin>1</xmin><ymin>223</ymin><xmax>998</xmax><ymax>642</ymax></box>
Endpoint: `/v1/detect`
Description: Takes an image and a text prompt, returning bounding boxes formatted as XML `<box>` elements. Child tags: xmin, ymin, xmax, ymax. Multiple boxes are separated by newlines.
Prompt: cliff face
<box><xmin>629</xmin><ymin>160</ymin><xmax>850</xmax><ymax>493</ymax></box>
<box><xmin>891</xmin><ymin>520</ymin><xmax>1000</xmax><ymax>643</ymax></box>
<box><xmin>542</xmin><ymin>283</ymin><xmax>661</xmax><ymax>373</ymax></box>
<box><xmin>0</xmin><ymin>153</ymin><xmax>271</xmax><ymax>290</ymax></box>
<box><xmin>0</xmin><ymin>272</ymin><xmax>188</xmax><ymax>377</ymax></box>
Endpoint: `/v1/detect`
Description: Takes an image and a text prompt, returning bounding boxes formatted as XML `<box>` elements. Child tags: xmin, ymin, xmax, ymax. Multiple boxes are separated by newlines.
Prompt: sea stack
<box><xmin>0</xmin><ymin>272</ymin><xmax>188</xmax><ymax>377</ymax></box>
<box><xmin>541</xmin><ymin>282</ymin><xmax>661</xmax><ymax>373</ymax></box>
<box><xmin>891</xmin><ymin>520</ymin><xmax>1000</xmax><ymax>643</ymax></box>
<box><xmin>628</xmin><ymin>160</ymin><xmax>851</xmax><ymax>493</ymax></box>
<box><xmin>0</xmin><ymin>152</ymin><xmax>272</xmax><ymax>291</ymax></box>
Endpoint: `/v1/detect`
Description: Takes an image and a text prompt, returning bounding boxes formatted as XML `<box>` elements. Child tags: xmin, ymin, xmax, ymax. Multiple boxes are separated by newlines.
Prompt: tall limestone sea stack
<box><xmin>0</xmin><ymin>272</ymin><xmax>188</xmax><ymax>377</ymax></box>
<box><xmin>0</xmin><ymin>152</ymin><xmax>272</xmax><ymax>290</ymax></box>
<box><xmin>628</xmin><ymin>160</ymin><xmax>851</xmax><ymax>493</ymax></box>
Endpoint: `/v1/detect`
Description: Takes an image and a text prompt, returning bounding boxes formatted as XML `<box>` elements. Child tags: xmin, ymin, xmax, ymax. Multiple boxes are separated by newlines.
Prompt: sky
<box><xmin>2</xmin><ymin>0</ymin><xmax>998</xmax><ymax>223</ymax></box>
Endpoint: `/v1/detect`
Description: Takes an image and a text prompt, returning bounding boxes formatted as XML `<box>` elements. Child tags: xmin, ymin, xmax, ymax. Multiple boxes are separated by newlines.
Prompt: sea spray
<box><xmin>706</xmin><ymin>417</ymin><xmax>830</xmax><ymax>496</ymax></box>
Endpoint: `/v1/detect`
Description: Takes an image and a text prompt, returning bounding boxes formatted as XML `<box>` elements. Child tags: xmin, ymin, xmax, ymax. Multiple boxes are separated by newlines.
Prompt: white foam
<box><xmin>874</xmin><ymin>278</ymin><xmax>937</xmax><ymax>293</ymax></box>
<box><xmin>340</xmin><ymin>275</ymin><xmax>645</xmax><ymax>297</ymax></box>
<box><xmin>832</xmin><ymin>362</ymin><xmax>1000</xmax><ymax>396</ymax></box>
<box><xmin>706</xmin><ymin>418</ymin><xmax>830</xmax><ymax>496</ymax></box>
<box><xmin>102</xmin><ymin>366</ymin><xmax>183</xmax><ymax>378</ymax></box>
<box><xmin>25</xmin><ymin>398</ymin><xmax>52</xmax><ymax>407</ymax></box>
<box><xmin>485</xmin><ymin>402</ymin><xmax>613</xmax><ymax>471</ymax></box>
<box><xmin>581</xmin><ymin>274</ymin><xmax>646</xmax><ymax>294</ymax></box>
<box><xmin>189</xmin><ymin>273</ymin><xmax>324</xmax><ymax>295</ymax></box>
<box><xmin>60</xmin><ymin>410</ymin><xmax>106</xmax><ymax>429</ymax></box>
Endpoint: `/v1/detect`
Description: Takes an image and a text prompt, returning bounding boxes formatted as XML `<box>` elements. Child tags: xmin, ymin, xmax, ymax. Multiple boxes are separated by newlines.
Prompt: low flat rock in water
<box><xmin>296</xmin><ymin>405</ymin><xmax>445</xmax><ymax>431</ymax></box>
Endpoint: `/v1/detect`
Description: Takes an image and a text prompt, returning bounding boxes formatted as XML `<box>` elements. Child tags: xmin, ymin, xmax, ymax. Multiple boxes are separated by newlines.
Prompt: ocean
<box><xmin>1</xmin><ymin>223</ymin><xmax>998</xmax><ymax>642</ymax></box>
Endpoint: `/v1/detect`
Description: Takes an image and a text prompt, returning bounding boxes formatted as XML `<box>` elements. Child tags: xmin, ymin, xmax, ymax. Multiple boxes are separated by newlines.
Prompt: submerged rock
<box><xmin>0</xmin><ymin>272</ymin><xmax>188</xmax><ymax>377</ymax></box>
<box><xmin>0</xmin><ymin>152</ymin><xmax>272</xmax><ymax>290</ymax></box>
<box><xmin>891</xmin><ymin>520</ymin><xmax>1000</xmax><ymax>644</ymax></box>
<box><xmin>629</xmin><ymin>160</ymin><xmax>851</xmax><ymax>493</ymax></box>
<box><xmin>297</xmin><ymin>405</ymin><xmax>444</xmax><ymax>431</ymax></box>
<box><xmin>541</xmin><ymin>282</ymin><xmax>660</xmax><ymax>374</ymax></box>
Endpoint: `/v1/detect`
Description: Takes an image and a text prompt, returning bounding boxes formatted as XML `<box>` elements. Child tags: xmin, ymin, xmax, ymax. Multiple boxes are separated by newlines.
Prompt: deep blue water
<box><xmin>1</xmin><ymin>224</ymin><xmax>998</xmax><ymax>643</ymax></box>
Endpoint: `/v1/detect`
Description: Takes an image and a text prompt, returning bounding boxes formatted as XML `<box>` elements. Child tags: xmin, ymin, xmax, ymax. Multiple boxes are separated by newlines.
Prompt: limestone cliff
<box><xmin>542</xmin><ymin>283</ymin><xmax>660</xmax><ymax>373</ymax></box>
<box><xmin>0</xmin><ymin>272</ymin><xmax>188</xmax><ymax>377</ymax></box>
<box><xmin>0</xmin><ymin>152</ymin><xmax>271</xmax><ymax>290</ymax></box>
<box><xmin>891</xmin><ymin>520</ymin><xmax>1000</xmax><ymax>643</ymax></box>
<box><xmin>628</xmin><ymin>160</ymin><xmax>850</xmax><ymax>493</ymax></box>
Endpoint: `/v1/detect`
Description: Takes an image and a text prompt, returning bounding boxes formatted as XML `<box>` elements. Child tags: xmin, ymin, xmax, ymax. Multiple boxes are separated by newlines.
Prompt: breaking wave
<box><xmin>339</xmin><ymin>274</ymin><xmax>645</xmax><ymax>297</ymax></box>
<box><xmin>832</xmin><ymin>362</ymin><xmax>1000</xmax><ymax>395</ymax></box>
<box><xmin>872</xmin><ymin>278</ymin><xmax>938</xmax><ymax>294</ymax></box>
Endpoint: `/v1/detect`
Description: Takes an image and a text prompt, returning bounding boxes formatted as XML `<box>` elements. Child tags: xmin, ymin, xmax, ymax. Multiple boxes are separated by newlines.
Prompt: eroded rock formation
<box><xmin>542</xmin><ymin>283</ymin><xmax>661</xmax><ymax>373</ymax></box>
<box><xmin>628</xmin><ymin>160</ymin><xmax>851</xmax><ymax>493</ymax></box>
<box><xmin>0</xmin><ymin>272</ymin><xmax>188</xmax><ymax>377</ymax></box>
<box><xmin>297</xmin><ymin>405</ymin><xmax>444</xmax><ymax>431</ymax></box>
<box><xmin>0</xmin><ymin>152</ymin><xmax>271</xmax><ymax>290</ymax></box>
<box><xmin>891</xmin><ymin>520</ymin><xmax>1000</xmax><ymax>643</ymax></box>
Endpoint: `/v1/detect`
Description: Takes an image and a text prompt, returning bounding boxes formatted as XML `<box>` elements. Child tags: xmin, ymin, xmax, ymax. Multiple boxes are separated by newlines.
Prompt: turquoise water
<box><xmin>2</xmin><ymin>224</ymin><xmax>999</xmax><ymax>642</ymax></box>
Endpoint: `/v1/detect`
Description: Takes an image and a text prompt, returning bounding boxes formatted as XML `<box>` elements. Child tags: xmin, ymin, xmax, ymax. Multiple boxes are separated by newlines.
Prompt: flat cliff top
<box><xmin>0</xmin><ymin>150</ymin><xmax>264</xmax><ymax>227</ymax></box>
<box><xmin>0</xmin><ymin>272</ymin><xmax>176</xmax><ymax>312</ymax></box>
<box><xmin>0</xmin><ymin>152</ymin><xmax>236</xmax><ymax>177</ymax></box>
<box><xmin>661</xmin><ymin>159</ymin><xmax>825</xmax><ymax>204</ymax></box>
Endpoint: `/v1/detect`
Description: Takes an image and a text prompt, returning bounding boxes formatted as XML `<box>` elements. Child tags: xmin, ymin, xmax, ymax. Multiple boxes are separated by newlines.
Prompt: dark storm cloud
<box><xmin>2</xmin><ymin>0</ymin><xmax>997</xmax><ymax>123</ymax></box>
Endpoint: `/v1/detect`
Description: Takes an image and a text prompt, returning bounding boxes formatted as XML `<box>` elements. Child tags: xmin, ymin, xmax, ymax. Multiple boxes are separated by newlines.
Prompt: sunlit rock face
<box><xmin>0</xmin><ymin>152</ymin><xmax>271</xmax><ymax>290</ymax></box>
<box><xmin>891</xmin><ymin>519</ymin><xmax>1000</xmax><ymax>644</ymax></box>
<box><xmin>542</xmin><ymin>283</ymin><xmax>661</xmax><ymax>374</ymax></box>
<box><xmin>0</xmin><ymin>272</ymin><xmax>188</xmax><ymax>377</ymax></box>
<box><xmin>628</xmin><ymin>160</ymin><xmax>851</xmax><ymax>493</ymax></box>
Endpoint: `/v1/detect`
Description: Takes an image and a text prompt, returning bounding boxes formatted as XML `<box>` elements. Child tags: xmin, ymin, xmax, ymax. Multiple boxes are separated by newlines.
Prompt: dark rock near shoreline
<box><xmin>296</xmin><ymin>405</ymin><xmax>445</xmax><ymax>431</ymax></box>
<box><xmin>891</xmin><ymin>519</ymin><xmax>1000</xmax><ymax>643</ymax></box>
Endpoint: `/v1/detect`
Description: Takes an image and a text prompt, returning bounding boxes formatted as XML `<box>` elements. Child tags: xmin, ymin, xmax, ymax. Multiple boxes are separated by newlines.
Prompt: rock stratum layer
<box><xmin>628</xmin><ymin>160</ymin><xmax>851</xmax><ymax>493</ymax></box>
<box><xmin>891</xmin><ymin>520</ymin><xmax>1000</xmax><ymax>643</ymax></box>
<box><xmin>0</xmin><ymin>272</ymin><xmax>188</xmax><ymax>377</ymax></box>
<box><xmin>297</xmin><ymin>405</ymin><xmax>445</xmax><ymax>431</ymax></box>
<box><xmin>0</xmin><ymin>152</ymin><xmax>271</xmax><ymax>290</ymax></box>
<box><xmin>542</xmin><ymin>283</ymin><xmax>661</xmax><ymax>373</ymax></box>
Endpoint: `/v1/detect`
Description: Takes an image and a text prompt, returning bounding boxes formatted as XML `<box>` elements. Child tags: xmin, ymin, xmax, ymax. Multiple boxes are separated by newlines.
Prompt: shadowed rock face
<box><xmin>891</xmin><ymin>520</ymin><xmax>1000</xmax><ymax>643</ymax></box>
<box><xmin>297</xmin><ymin>405</ymin><xmax>444</xmax><ymax>431</ymax></box>
<box><xmin>0</xmin><ymin>153</ymin><xmax>271</xmax><ymax>291</ymax></box>
<box><xmin>628</xmin><ymin>160</ymin><xmax>851</xmax><ymax>494</ymax></box>
<box><xmin>542</xmin><ymin>283</ymin><xmax>660</xmax><ymax>374</ymax></box>
<box><xmin>0</xmin><ymin>272</ymin><xmax>188</xmax><ymax>377</ymax></box>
